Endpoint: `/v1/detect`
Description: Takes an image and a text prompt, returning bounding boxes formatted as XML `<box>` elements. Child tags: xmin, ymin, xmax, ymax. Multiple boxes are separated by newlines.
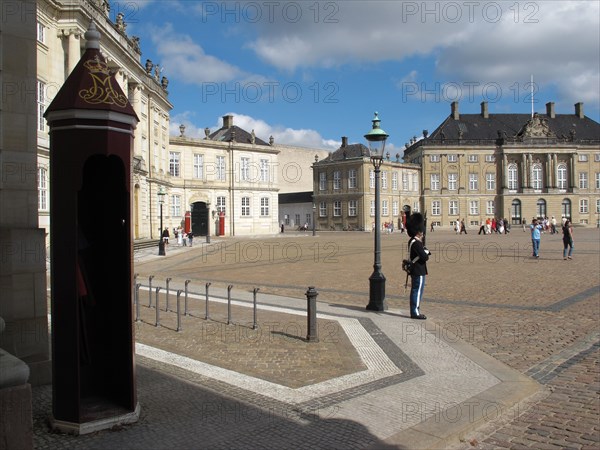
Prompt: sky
<box><xmin>117</xmin><ymin>0</ymin><xmax>600</xmax><ymax>154</ymax></box>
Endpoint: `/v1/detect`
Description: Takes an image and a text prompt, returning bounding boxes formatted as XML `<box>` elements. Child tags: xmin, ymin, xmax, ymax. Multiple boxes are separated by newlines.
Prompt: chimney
<box><xmin>341</xmin><ymin>136</ymin><xmax>348</xmax><ymax>147</ymax></box>
<box><xmin>546</xmin><ymin>102</ymin><xmax>555</xmax><ymax>118</ymax></box>
<box><xmin>481</xmin><ymin>101</ymin><xmax>489</xmax><ymax>118</ymax></box>
<box><xmin>222</xmin><ymin>114</ymin><xmax>233</xmax><ymax>128</ymax></box>
<box><xmin>574</xmin><ymin>102</ymin><xmax>584</xmax><ymax>119</ymax></box>
<box><xmin>451</xmin><ymin>101</ymin><xmax>459</xmax><ymax>120</ymax></box>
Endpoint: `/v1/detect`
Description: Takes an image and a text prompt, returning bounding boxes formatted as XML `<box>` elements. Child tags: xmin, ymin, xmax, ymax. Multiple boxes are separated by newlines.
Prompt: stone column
<box><xmin>546</xmin><ymin>154</ymin><xmax>552</xmax><ymax>189</ymax></box>
<box><xmin>570</xmin><ymin>154</ymin><xmax>577</xmax><ymax>189</ymax></box>
<box><xmin>502</xmin><ymin>154</ymin><xmax>508</xmax><ymax>189</ymax></box>
<box><xmin>521</xmin><ymin>154</ymin><xmax>527</xmax><ymax>189</ymax></box>
<box><xmin>553</xmin><ymin>153</ymin><xmax>558</xmax><ymax>188</ymax></box>
<box><xmin>67</xmin><ymin>31</ymin><xmax>80</xmax><ymax>75</ymax></box>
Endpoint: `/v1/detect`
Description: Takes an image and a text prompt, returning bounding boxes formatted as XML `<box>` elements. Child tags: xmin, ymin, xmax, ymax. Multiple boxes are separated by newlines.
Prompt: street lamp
<box><xmin>158</xmin><ymin>186</ymin><xmax>166</xmax><ymax>256</ymax></box>
<box><xmin>365</xmin><ymin>112</ymin><xmax>389</xmax><ymax>311</ymax></box>
<box><xmin>206</xmin><ymin>201</ymin><xmax>211</xmax><ymax>243</ymax></box>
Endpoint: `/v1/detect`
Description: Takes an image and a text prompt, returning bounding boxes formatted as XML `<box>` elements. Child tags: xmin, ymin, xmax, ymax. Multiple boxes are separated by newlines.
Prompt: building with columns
<box><xmin>36</xmin><ymin>0</ymin><xmax>173</xmax><ymax>241</ymax></box>
<box><xmin>313</xmin><ymin>137</ymin><xmax>421</xmax><ymax>232</ymax></box>
<box><xmin>404</xmin><ymin>101</ymin><xmax>600</xmax><ymax>229</ymax></box>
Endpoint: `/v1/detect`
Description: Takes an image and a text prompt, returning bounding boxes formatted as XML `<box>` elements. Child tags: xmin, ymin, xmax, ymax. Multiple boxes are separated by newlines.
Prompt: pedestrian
<box><xmin>430</xmin><ymin>221</ymin><xmax>434</xmax><ymax>232</ymax></box>
<box><xmin>188</xmin><ymin>231</ymin><xmax>193</xmax><ymax>247</ymax></box>
<box><xmin>460</xmin><ymin>219</ymin><xmax>467</xmax><ymax>234</ymax></box>
<box><xmin>406</xmin><ymin>212</ymin><xmax>431</xmax><ymax>320</ymax></box>
<box><xmin>177</xmin><ymin>227</ymin><xmax>183</xmax><ymax>246</ymax></box>
<box><xmin>281</xmin><ymin>222</ymin><xmax>285</xmax><ymax>233</ymax></box>
<box><xmin>551</xmin><ymin>216</ymin><xmax>557</xmax><ymax>234</ymax></box>
<box><xmin>522</xmin><ymin>218</ymin><xmax>527</xmax><ymax>232</ymax></box>
<box><xmin>162</xmin><ymin>228</ymin><xmax>169</xmax><ymax>245</ymax></box>
<box><xmin>530</xmin><ymin>218</ymin><xmax>543</xmax><ymax>258</ymax></box>
<box><xmin>562</xmin><ymin>219</ymin><xmax>574</xmax><ymax>260</ymax></box>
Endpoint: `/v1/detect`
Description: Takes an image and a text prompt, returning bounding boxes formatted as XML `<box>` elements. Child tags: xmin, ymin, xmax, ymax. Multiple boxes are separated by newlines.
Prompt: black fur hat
<box><xmin>406</xmin><ymin>212</ymin><xmax>425</xmax><ymax>237</ymax></box>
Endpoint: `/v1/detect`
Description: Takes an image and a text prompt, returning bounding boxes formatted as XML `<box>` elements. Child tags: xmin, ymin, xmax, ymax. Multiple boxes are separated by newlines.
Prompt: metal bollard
<box><xmin>176</xmin><ymin>289</ymin><xmax>183</xmax><ymax>332</ymax></box>
<box><xmin>166</xmin><ymin>277</ymin><xmax>172</xmax><ymax>311</ymax></box>
<box><xmin>184</xmin><ymin>280</ymin><xmax>191</xmax><ymax>315</ymax></box>
<box><xmin>227</xmin><ymin>285</ymin><xmax>234</xmax><ymax>325</ymax></box>
<box><xmin>205</xmin><ymin>282</ymin><xmax>211</xmax><ymax>320</ymax></box>
<box><xmin>155</xmin><ymin>287</ymin><xmax>161</xmax><ymax>327</ymax></box>
<box><xmin>252</xmin><ymin>288</ymin><xmax>259</xmax><ymax>330</ymax></box>
<box><xmin>306</xmin><ymin>287</ymin><xmax>319</xmax><ymax>342</ymax></box>
<box><xmin>135</xmin><ymin>283</ymin><xmax>141</xmax><ymax>322</ymax></box>
<box><xmin>148</xmin><ymin>275</ymin><xmax>155</xmax><ymax>307</ymax></box>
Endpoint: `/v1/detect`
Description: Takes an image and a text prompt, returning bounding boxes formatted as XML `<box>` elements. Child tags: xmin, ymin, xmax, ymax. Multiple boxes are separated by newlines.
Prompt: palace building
<box><xmin>404</xmin><ymin>101</ymin><xmax>600</xmax><ymax>229</ymax></box>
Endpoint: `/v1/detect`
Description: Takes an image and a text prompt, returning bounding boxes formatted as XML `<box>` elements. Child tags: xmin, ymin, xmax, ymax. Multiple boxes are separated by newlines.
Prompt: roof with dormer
<box><xmin>209</xmin><ymin>126</ymin><xmax>269</xmax><ymax>146</ymax></box>
<box><xmin>315</xmin><ymin>143</ymin><xmax>370</xmax><ymax>165</ymax></box>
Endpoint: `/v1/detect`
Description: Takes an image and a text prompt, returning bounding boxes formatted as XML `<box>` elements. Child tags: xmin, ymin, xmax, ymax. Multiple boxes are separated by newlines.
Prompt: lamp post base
<box><xmin>366</xmin><ymin>270</ymin><xmax>387</xmax><ymax>311</ymax></box>
<box><xmin>158</xmin><ymin>240</ymin><xmax>166</xmax><ymax>256</ymax></box>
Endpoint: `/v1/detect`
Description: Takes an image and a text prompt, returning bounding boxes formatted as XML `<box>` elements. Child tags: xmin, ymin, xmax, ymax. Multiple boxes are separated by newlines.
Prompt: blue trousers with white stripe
<box><xmin>410</xmin><ymin>275</ymin><xmax>426</xmax><ymax>317</ymax></box>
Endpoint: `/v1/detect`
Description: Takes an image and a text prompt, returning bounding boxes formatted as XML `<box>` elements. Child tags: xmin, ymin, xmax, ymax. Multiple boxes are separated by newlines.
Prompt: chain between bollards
<box><xmin>252</xmin><ymin>288</ymin><xmax>259</xmax><ymax>330</ymax></box>
<box><xmin>306</xmin><ymin>286</ymin><xmax>319</xmax><ymax>342</ymax></box>
<box><xmin>176</xmin><ymin>289</ymin><xmax>183</xmax><ymax>332</ymax></box>
<box><xmin>155</xmin><ymin>287</ymin><xmax>161</xmax><ymax>327</ymax></box>
<box><xmin>205</xmin><ymin>282</ymin><xmax>211</xmax><ymax>320</ymax></box>
<box><xmin>227</xmin><ymin>285</ymin><xmax>233</xmax><ymax>325</ymax></box>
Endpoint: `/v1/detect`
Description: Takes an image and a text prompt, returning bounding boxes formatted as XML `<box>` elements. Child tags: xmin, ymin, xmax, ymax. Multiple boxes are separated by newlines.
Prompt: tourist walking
<box><xmin>562</xmin><ymin>219</ymin><xmax>574</xmax><ymax>260</ymax></box>
<box><xmin>530</xmin><ymin>218</ymin><xmax>543</xmax><ymax>258</ymax></box>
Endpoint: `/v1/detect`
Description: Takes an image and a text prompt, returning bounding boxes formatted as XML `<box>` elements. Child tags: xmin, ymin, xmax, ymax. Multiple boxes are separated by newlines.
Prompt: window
<box><xmin>333</xmin><ymin>201</ymin><xmax>342</xmax><ymax>216</ymax></box>
<box><xmin>532</xmin><ymin>163</ymin><xmax>542</xmax><ymax>190</ymax></box>
<box><xmin>596</xmin><ymin>199</ymin><xmax>600</xmax><ymax>213</ymax></box>
<box><xmin>413</xmin><ymin>174</ymin><xmax>418</xmax><ymax>192</ymax></box>
<box><xmin>579</xmin><ymin>199</ymin><xmax>588</xmax><ymax>213</ymax></box>
<box><xmin>241</xmin><ymin>197</ymin><xmax>250</xmax><ymax>216</ymax></box>
<box><xmin>536</xmin><ymin>199</ymin><xmax>547</xmax><ymax>218</ymax></box>
<box><xmin>469</xmin><ymin>173</ymin><xmax>478</xmax><ymax>191</ymax></box>
<box><xmin>508</xmin><ymin>164</ymin><xmax>518</xmax><ymax>190</ymax></box>
<box><xmin>260</xmin><ymin>159</ymin><xmax>269</xmax><ymax>182</ymax></box>
<box><xmin>171</xmin><ymin>195</ymin><xmax>181</xmax><ymax>216</ymax></box>
<box><xmin>319</xmin><ymin>202</ymin><xmax>327</xmax><ymax>217</ymax></box>
<box><xmin>240</xmin><ymin>157</ymin><xmax>250</xmax><ymax>181</ymax></box>
<box><xmin>381</xmin><ymin>171</ymin><xmax>388</xmax><ymax>189</ymax></box>
<box><xmin>349</xmin><ymin>169</ymin><xmax>357</xmax><ymax>188</ymax></box>
<box><xmin>370</xmin><ymin>200</ymin><xmax>375</xmax><ymax>216</ymax></box>
<box><xmin>333</xmin><ymin>171</ymin><xmax>341</xmax><ymax>190</ymax></box>
<box><xmin>216</xmin><ymin>156</ymin><xmax>226</xmax><ymax>181</ymax></box>
<box><xmin>430</xmin><ymin>174</ymin><xmax>440</xmax><ymax>190</ymax></box>
<box><xmin>392</xmin><ymin>172</ymin><xmax>398</xmax><ymax>190</ymax></box>
<box><xmin>448</xmin><ymin>173</ymin><xmax>458</xmax><ymax>190</ymax></box>
<box><xmin>413</xmin><ymin>201</ymin><xmax>420</xmax><ymax>213</ymax></box>
<box><xmin>557</xmin><ymin>164</ymin><xmax>567</xmax><ymax>189</ymax></box>
<box><xmin>37</xmin><ymin>80</ymin><xmax>45</xmax><ymax>132</ymax></box>
<box><xmin>260</xmin><ymin>197</ymin><xmax>270</xmax><ymax>216</ymax></box>
<box><xmin>447</xmin><ymin>154</ymin><xmax>457</xmax><ymax>162</ymax></box>
<box><xmin>561</xmin><ymin>198</ymin><xmax>571</xmax><ymax>219</ymax></box>
<box><xmin>511</xmin><ymin>199</ymin><xmax>522</xmax><ymax>221</ymax></box>
<box><xmin>578</xmin><ymin>154</ymin><xmax>588</xmax><ymax>162</ymax></box>
<box><xmin>430</xmin><ymin>154</ymin><xmax>440</xmax><ymax>162</ymax></box>
<box><xmin>37</xmin><ymin>22</ymin><xmax>45</xmax><ymax>43</ymax></box>
<box><xmin>38</xmin><ymin>167</ymin><xmax>47</xmax><ymax>211</ymax></box>
<box><xmin>579</xmin><ymin>172</ymin><xmax>588</xmax><ymax>189</ymax></box>
<box><xmin>596</xmin><ymin>173</ymin><xmax>600</xmax><ymax>189</ymax></box>
<box><xmin>169</xmin><ymin>152</ymin><xmax>180</xmax><ymax>177</ymax></box>
<box><xmin>295</xmin><ymin>214</ymin><xmax>300</xmax><ymax>225</ymax></box>
<box><xmin>469</xmin><ymin>200</ymin><xmax>479</xmax><ymax>215</ymax></box>
<box><xmin>193</xmin><ymin>154</ymin><xmax>204</xmax><ymax>179</ymax></box>
<box><xmin>486</xmin><ymin>173</ymin><xmax>495</xmax><ymax>190</ymax></box>
<box><xmin>216</xmin><ymin>196</ymin><xmax>226</xmax><ymax>213</ymax></box>
<box><xmin>319</xmin><ymin>172</ymin><xmax>327</xmax><ymax>190</ymax></box>
<box><xmin>485</xmin><ymin>154</ymin><xmax>495</xmax><ymax>162</ymax></box>
<box><xmin>382</xmin><ymin>200</ymin><xmax>388</xmax><ymax>216</ymax></box>
<box><xmin>468</xmin><ymin>154</ymin><xmax>478</xmax><ymax>163</ymax></box>
<box><xmin>393</xmin><ymin>201</ymin><xmax>399</xmax><ymax>216</ymax></box>
<box><xmin>306</xmin><ymin>214</ymin><xmax>312</xmax><ymax>226</ymax></box>
<box><xmin>432</xmin><ymin>200</ymin><xmax>441</xmax><ymax>215</ymax></box>
<box><xmin>402</xmin><ymin>172</ymin><xmax>408</xmax><ymax>191</ymax></box>
<box><xmin>486</xmin><ymin>200</ymin><xmax>495</xmax><ymax>215</ymax></box>
<box><xmin>595</xmin><ymin>154</ymin><xmax>600</xmax><ymax>162</ymax></box>
<box><xmin>369</xmin><ymin>170</ymin><xmax>375</xmax><ymax>189</ymax></box>
<box><xmin>449</xmin><ymin>200</ymin><xmax>458</xmax><ymax>216</ymax></box>
<box><xmin>348</xmin><ymin>200</ymin><xmax>357</xmax><ymax>217</ymax></box>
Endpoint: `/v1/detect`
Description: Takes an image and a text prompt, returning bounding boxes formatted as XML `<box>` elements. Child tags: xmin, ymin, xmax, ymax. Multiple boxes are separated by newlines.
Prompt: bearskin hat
<box><xmin>406</xmin><ymin>212</ymin><xmax>425</xmax><ymax>237</ymax></box>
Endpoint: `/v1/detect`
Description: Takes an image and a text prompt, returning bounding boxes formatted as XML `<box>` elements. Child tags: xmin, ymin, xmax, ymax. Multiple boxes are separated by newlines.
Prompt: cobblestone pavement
<box><xmin>32</xmin><ymin>227</ymin><xmax>599</xmax><ymax>449</ymax></box>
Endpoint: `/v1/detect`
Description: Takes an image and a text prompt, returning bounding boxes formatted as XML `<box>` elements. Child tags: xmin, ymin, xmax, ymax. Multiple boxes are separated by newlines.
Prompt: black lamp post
<box><xmin>365</xmin><ymin>112</ymin><xmax>389</xmax><ymax>311</ymax></box>
<box><xmin>158</xmin><ymin>186</ymin><xmax>166</xmax><ymax>256</ymax></box>
<box><xmin>206</xmin><ymin>201</ymin><xmax>211</xmax><ymax>243</ymax></box>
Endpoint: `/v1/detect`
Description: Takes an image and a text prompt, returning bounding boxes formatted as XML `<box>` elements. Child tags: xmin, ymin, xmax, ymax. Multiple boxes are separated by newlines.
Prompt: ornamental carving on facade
<box><xmin>518</xmin><ymin>113</ymin><xmax>555</xmax><ymax>139</ymax></box>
